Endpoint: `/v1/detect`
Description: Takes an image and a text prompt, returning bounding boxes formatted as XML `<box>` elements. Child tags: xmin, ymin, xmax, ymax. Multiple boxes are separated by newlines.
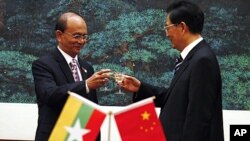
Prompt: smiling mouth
<box><xmin>75</xmin><ymin>46</ymin><xmax>82</xmax><ymax>50</ymax></box>
<box><xmin>73</xmin><ymin>44</ymin><xmax>83</xmax><ymax>48</ymax></box>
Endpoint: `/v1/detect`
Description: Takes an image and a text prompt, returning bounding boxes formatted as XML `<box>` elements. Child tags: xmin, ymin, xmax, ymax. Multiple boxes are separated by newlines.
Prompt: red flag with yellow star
<box><xmin>114</xmin><ymin>97</ymin><xmax>166</xmax><ymax>141</ymax></box>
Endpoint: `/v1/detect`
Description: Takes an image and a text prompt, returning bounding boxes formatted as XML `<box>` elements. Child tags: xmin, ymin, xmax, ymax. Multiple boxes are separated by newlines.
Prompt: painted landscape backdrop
<box><xmin>0</xmin><ymin>0</ymin><xmax>249</xmax><ymax>110</ymax></box>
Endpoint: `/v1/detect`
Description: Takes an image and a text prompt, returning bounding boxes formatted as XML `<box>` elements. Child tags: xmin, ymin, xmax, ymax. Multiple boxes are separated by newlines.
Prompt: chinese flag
<box><xmin>114</xmin><ymin>97</ymin><xmax>166</xmax><ymax>141</ymax></box>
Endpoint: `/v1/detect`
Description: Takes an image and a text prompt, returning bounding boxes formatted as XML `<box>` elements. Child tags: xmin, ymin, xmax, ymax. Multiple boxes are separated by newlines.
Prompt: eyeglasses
<box><xmin>64</xmin><ymin>32</ymin><xmax>89</xmax><ymax>41</ymax></box>
<box><xmin>164</xmin><ymin>24</ymin><xmax>178</xmax><ymax>32</ymax></box>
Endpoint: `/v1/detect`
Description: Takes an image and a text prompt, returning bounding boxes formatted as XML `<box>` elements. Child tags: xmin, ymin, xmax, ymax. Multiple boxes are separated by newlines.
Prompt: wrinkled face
<box><xmin>56</xmin><ymin>15</ymin><xmax>88</xmax><ymax>58</ymax></box>
<box><xmin>165</xmin><ymin>15</ymin><xmax>183</xmax><ymax>51</ymax></box>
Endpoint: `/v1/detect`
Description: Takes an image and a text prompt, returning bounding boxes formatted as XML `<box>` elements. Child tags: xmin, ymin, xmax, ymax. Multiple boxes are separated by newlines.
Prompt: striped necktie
<box><xmin>69</xmin><ymin>59</ymin><xmax>80</xmax><ymax>82</ymax></box>
<box><xmin>174</xmin><ymin>55</ymin><xmax>183</xmax><ymax>74</ymax></box>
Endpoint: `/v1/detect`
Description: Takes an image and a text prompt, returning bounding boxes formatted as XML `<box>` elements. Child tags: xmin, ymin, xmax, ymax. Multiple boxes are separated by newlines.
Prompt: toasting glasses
<box><xmin>113</xmin><ymin>72</ymin><xmax>125</xmax><ymax>94</ymax></box>
<box><xmin>101</xmin><ymin>72</ymin><xmax>124</xmax><ymax>94</ymax></box>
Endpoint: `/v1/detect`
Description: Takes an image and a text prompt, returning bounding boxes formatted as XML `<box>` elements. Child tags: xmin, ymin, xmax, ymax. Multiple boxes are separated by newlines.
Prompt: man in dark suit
<box><xmin>119</xmin><ymin>1</ymin><xmax>224</xmax><ymax>141</ymax></box>
<box><xmin>32</xmin><ymin>12</ymin><xmax>110</xmax><ymax>141</ymax></box>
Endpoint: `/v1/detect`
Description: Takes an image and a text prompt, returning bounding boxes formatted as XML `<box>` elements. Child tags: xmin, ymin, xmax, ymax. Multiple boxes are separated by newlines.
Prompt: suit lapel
<box><xmin>78</xmin><ymin>58</ymin><xmax>88</xmax><ymax>80</ymax></box>
<box><xmin>170</xmin><ymin>61</ymin><xmax>189</xmax><ymax>88</ymax></box>
<box><xmin>163</xmin><ymin>40</ymin><xmax>206</xmax><ymax>104</ymax></box>
<box><xmin>170</xmin><ymin>40</ymin><xmax>206</xmax><ymax>87</ymax></box>
<box><xmin>53</xmin><ymin>48</ymin><xmax>75</xmax><ymax>82</ymax></box>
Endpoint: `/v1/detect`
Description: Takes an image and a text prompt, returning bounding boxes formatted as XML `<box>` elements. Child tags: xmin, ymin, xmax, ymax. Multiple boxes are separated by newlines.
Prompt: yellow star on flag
<box><xmin>141</xmin><ymin>111</ymin><xmax>150</xmax><ymax>120</ymax></box>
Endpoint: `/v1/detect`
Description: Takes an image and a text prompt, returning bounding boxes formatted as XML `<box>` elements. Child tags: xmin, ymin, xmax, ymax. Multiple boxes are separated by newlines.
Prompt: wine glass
<box><xmin>100</xmin><ymin>72</ymin><xmax>112</xmax><ymax>92</ymax></box>
<box><xmin>113</xmin><ymin>72</ymin><xmax>125</xmax><ymax>94</ymax></box>
<box><xmin>102</xmin><ymin>82</ymin><xmax>111</xmax><ymax>92</ymax></box>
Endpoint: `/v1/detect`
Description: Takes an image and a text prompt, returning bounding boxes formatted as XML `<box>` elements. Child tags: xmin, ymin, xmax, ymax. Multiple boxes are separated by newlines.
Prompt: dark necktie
<box><xmin>174</xmin><ymin>55</ymin><xmax>183</xmax><ymax>74</ymax></box>
<box><xmin>69</xmin><ymin>59</ymin><xmax>80</xmax><ymax>82</ymax></box>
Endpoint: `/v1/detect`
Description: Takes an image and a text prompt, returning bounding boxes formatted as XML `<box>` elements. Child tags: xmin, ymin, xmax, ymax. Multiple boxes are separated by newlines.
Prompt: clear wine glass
<box><xmin>100</xmin><ymin>72</ymin><xmax>112</xmax><ymax>92</ymax></box>
<box><xmin>113</xmin><ymin>72</ymin><xmax>125</xmax><ymax>94</ymax></box>
<box><xmin>103</xmin><ymin>82</ymin><xmax>111</xmax><ymax>92</ymax></box>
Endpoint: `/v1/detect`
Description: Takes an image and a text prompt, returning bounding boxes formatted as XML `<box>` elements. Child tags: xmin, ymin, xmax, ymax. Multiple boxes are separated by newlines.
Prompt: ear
<box><xmin>180</xmin><ymin>22</ymin><xmax>188</xmax><ymax>33</ymax></box>
<box><xmin>55</xmin><ymin>30</ymin><xmax>63</xmax><ymax>42</ymax></box>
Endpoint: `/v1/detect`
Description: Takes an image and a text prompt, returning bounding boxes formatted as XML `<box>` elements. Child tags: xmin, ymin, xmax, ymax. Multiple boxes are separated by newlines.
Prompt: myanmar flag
<box><xmin>49</xmin><ymin>91</ymin><xmax>106</xmax><ymax>141</ymax></box>
<box><xmin>114</xmin><ymin>97</ymin><xmax>166</xmax><ymax>141</ymax></box>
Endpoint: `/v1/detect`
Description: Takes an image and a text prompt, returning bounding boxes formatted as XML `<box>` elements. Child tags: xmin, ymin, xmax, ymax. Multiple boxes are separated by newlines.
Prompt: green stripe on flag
<box><xmin>78</xmin><ymin>103</ymin><xmax>94</xmax><ymax>127</ymax></box>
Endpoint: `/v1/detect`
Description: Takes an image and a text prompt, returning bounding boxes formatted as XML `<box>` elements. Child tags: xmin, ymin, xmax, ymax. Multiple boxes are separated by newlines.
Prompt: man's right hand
<box><xmin>118</xmin><ymin>75</ymin><xmax>141</xmax><ymax>93</ymax></box>
<box><xmin>86</xmin><ymin>69</ymin><xmax>111</xmax><ymax>90</ymax></box>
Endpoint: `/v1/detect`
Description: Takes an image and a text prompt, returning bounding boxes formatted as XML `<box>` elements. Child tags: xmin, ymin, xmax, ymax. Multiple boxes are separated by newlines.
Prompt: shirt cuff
<box><xmin>85</xmin><ymin>81</ymin><xmax>89</xmax><ymax>94</ymax></box>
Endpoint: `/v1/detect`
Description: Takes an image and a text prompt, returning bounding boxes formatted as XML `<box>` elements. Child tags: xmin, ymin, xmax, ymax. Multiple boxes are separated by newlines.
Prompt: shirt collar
<box><xmin>57</xmin><ymin>46</ymin><xmax>78</xmax><ymax>64</ymax></box>
<box><xmin>180</xmin><ymin>37</ymin><xmax>203</xmax><ymax>60</ymax></box>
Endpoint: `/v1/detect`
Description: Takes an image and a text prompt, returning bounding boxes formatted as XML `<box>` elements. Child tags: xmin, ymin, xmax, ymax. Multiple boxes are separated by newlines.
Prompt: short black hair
<box><xmin>166</xmin><ymin>1</ymin><xmax>204</xmax><ymax>34</ymax></box>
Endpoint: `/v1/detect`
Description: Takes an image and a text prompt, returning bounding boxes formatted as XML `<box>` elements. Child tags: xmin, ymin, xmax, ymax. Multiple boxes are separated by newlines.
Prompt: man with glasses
<box><xmin>32</xmin><ymin>12</ymin><xmax>110</xmax><ymax>141</ymax></box>
<box><xmin>119</xmin><ymin>1</ymin><xmax>224</xmax><ymax>141</ymax></box>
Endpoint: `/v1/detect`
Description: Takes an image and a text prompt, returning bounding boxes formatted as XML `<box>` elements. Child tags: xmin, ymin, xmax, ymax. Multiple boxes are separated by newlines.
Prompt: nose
<box><xmin>77</xmin><ymin>38</ymin><xmax>87</xmax><ymax>44</ymax></box>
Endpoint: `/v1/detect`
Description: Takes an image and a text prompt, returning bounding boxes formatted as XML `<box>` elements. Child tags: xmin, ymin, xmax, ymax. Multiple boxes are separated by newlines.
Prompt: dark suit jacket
<box><xmin>32</xmin><ymin>48</ymin><xmax>99</xmax><ymax>141</ymax></box>
<box><xmin>134</xmin><ymin>40</ymin><xmax>224</xmax><ymax>141</ymax></box>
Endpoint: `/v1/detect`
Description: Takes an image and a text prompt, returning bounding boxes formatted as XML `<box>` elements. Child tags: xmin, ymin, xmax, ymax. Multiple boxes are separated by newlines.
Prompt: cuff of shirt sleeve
<box><xmin>85</xmin><ymin>81</ymin><xmax>89</xmax><ymax>94</ymax></box>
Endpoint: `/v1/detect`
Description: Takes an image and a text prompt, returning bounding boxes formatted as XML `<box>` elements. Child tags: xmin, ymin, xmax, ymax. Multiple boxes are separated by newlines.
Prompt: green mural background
<box><xmin>0</xmin><ymin>0</ymin><xmax>249</xmax><ymax>110</ymax></box>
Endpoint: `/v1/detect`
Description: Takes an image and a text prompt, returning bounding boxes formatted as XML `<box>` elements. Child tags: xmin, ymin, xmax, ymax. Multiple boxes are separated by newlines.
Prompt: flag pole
<box><xmin>107</xmin><ymin>111</ymin><xmax>112</xmax><ymax>141</ymax></box>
